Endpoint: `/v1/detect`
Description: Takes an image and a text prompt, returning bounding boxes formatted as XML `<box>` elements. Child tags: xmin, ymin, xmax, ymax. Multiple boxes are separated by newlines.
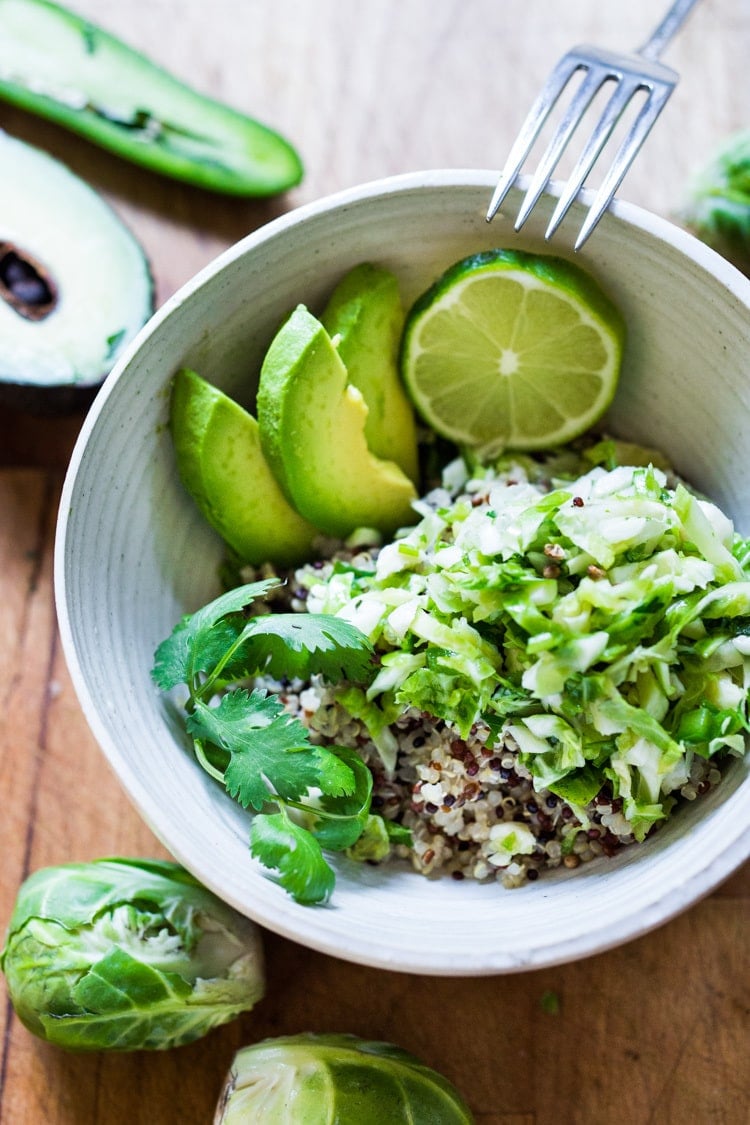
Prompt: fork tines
<box><xmin>486</xmin><ymin>45</ymin><xmax>678</xmax><ymax>250</ymax></box>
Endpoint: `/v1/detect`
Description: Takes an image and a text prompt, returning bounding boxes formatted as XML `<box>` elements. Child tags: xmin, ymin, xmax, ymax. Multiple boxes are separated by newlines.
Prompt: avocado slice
<box><xmin>257</xmin><ymin>306</ymin><xmax>417</xmax><ymax>539</ymax></box>
<box><xmin>0</xmin><ymin>131</ymin><xmax>153</xmax><ymax>414</ymax></box>
<box><xmin>0</xmin><ymin>0</ymin><xmax>302</xmax><ymax>196</ymax></box>
<box><xmin>321</xmin><ymin>263</ymin><xmax>419</xmax><ymax>483</ymax></box>
<box><xmin>171</xmin><ymin>368</ymin><xmax>316</xmax><ymax>567</ymax></box>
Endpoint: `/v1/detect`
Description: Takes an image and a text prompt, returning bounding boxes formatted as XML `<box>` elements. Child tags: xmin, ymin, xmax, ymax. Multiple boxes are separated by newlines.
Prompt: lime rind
<box><xmin>400</xmin><ymin>249</ymin><xmax>625</xmax><ymax>455</ymax></box>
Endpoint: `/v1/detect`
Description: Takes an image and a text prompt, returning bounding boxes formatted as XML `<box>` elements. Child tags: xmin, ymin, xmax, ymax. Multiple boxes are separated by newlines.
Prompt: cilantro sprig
<box><xmin>152</xmin><ymin>581</ymin><xmax>377</xmax><ymax>904</ymax></box>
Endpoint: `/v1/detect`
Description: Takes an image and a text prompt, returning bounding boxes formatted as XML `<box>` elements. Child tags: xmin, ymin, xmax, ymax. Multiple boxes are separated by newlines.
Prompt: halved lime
<box><xmin>400</xmin><ymin>249</ymin><xmax>626</xmax><ymax>453</ymax></box>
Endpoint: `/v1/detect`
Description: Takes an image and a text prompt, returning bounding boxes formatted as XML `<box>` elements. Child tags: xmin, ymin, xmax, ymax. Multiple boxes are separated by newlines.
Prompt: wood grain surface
<box><xmin>1</xmin><ymin>2</ymin><xmax>749</xmax><ymax>1122</ymax></box>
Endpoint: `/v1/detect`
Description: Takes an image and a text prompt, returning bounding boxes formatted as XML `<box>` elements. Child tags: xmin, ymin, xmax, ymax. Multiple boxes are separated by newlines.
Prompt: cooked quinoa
<box><xmin>242</xmin><ymin>439</ymin><xmax>749</xmax><ymax>889</ymax></box>
<box><xmin>254</xmin><ymin>673</ymin><xmax>721</xmax><ymax>888</ymax></box>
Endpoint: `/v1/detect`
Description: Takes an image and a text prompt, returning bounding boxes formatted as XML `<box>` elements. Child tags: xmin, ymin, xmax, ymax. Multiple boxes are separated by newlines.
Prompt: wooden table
<box><xmin>2</xmin><ymin>2</ymin><xmax>749</xmax><ymax>1121</ymax></box>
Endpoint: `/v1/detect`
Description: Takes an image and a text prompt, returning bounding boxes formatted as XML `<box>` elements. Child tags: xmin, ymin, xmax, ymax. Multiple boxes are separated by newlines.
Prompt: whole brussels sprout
<box><xmin>680</xmin><ymin>130</ymin><xmax>750</xmax><ymax>274</ymax></box>
<box><xmin>214</xmin><ymin>1032</ymin><xmax>474</xmax><ymax>1123</ymax></box>
<box><xmin>0</xmin><ymin>858</ymin><xmax>264</xmax><ymax>1051</ymax></box>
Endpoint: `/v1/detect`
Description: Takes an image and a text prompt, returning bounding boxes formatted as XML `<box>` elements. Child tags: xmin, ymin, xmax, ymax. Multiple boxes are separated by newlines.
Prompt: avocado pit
<box><xmin>0</xmin><ymin>241</ymin><xmax>57</xmax><ymax>321</ymax></box>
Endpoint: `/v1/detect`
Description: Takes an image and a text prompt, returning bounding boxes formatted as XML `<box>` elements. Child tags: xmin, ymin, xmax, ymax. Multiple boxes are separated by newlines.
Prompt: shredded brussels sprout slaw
<box><xmin>297</xmin><ymin>440</ymin><xmax>750</xmax><ymax>843</ymax></box>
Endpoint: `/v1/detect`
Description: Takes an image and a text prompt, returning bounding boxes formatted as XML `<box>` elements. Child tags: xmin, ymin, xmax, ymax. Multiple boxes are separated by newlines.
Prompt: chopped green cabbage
<box><xmin>303</xmin><ymin>446</ymin><xmax>750</xmax><ymax>840</ymax></box>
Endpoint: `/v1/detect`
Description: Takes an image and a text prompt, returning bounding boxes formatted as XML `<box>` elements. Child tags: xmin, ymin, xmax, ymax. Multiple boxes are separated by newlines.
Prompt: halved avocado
<box><xmin>0</xmin><ymin>0</ymin><xmax>302</xmax><ymax>196</ymax></box>
<box><xmin>321</xmin><ymin>263</ymin><xmax>419</xmax><ymax>483</ymax></box>
<box><xmin>0</xmin><ymin>131</ymin><xmax>153</xmax><ymax>414</ymax></box>
<box><xmin>171</xmin><ymin>368</ymin><xmax>316</xmax><ymax>567</ymax></box>
<box><xmin>256</xmin><ymin>306</ymin><xmax>417</xmax><ymax>539</ymax></box>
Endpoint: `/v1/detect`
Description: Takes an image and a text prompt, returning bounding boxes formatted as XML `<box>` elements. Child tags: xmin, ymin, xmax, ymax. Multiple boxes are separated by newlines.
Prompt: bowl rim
<box><xmin>55</xmin><ymin>169</ymin><xmax>750</xmax><ymax>975</ymax></box>
<box><xmin>62</xmin><ymin>166</ymin><xmax>750</xmax><ymax>455</ymax></box>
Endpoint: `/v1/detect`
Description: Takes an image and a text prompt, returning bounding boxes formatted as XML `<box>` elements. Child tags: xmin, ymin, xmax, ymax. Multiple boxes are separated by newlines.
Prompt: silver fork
<box><xmin>486</xmin><ymin>0</ymin><xmax>702</xmax><ymax>249</ymax></box>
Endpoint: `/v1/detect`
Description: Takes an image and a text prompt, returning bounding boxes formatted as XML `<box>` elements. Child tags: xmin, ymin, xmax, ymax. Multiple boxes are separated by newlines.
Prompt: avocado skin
<box><xmin>0</xmin><ymin>132</ymin><xmax>155</xmax><ymax>415</ymax></box>
<box><xmin>0</xmin><ymin>262</ymin><xmax>155</xmax><ymax>416</ymax></box>
<box><xmin>170</xmin><ymin>368</ymin><xmax>316</xmax><ymax>567</ymax></box>
<box><xmin>256</xmin><ymin>306</ymin><xmax>417</xmax><ymax>539</ymax></box>
<box><xmin>0</xmin><ymin>0</ymin><xmax>303</xmax><ymax>196</ymax></box>
<box><xmin>321</xmin><ymin>263</ymin><xmax>419</xmax><ymax>482</ymax></box>
<box><xmin>0</xmin><ymin>378</ymin><xmax>99</xmax><ymax>416</ymax></box>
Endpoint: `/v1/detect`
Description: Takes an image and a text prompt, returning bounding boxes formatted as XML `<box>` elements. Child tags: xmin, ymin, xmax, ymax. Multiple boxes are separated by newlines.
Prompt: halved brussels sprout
<box><xmin>0</xmin><ymin>858</ymin><xmax>265</xmax><ymax>1051</ymax></box>
<box><xmin>680</xmin><ymin>130</ymin><xmax>750</xmax><ymax>274</ymax></box>
<box><xmin>215</xmin><ymin>1032</ymin><xmax>474</xmax><ymax>1123</ymax></box>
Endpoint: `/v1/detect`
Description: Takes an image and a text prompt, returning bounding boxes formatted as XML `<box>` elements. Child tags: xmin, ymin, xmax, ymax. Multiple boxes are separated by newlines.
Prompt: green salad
<box><xmin>297</xmin><ymin>440</ymin><xmax>750</xmax><ymax>845</ymax></box>
<box><xmin>156</xmin><ymin>435</ymin><xmax>750</xmax><ymax>903</ymax></box>
<box><xmin>157</xmin><ymin>254</ymin><xmax>750</xmax><ymax>904</ymax></box>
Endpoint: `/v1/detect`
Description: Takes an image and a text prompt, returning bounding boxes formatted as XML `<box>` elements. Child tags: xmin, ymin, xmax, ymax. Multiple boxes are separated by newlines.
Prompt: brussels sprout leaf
<box><xmin>73</xmin><ymin>947</ymin><xmax>191</xmax><ymax>1011</ymax></box>
<box><xmin>38</xmin><ymin>947</ymin><xmax>247</xmax><ymax>1050</ymax></box>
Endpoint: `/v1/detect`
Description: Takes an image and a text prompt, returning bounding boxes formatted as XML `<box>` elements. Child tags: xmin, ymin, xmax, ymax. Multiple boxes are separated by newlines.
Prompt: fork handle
<box><xmin>638</xmin><ymin>0</ymin><xmax>702</xmax><ymax>61</ymax></box>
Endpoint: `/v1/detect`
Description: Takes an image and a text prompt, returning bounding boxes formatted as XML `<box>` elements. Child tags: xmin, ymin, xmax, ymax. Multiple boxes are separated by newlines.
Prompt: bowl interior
<box><xmin>56</xmin><ymin>172</ymin><xmax>750</xmax><ymax>974</ymax></box>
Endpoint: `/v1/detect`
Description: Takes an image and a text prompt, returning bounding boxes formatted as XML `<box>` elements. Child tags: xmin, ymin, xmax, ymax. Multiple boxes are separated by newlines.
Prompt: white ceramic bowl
<box><xmin>55</xmin><ymin>171</ymin><xmax>750</xmax><ymax>975</ymax></box>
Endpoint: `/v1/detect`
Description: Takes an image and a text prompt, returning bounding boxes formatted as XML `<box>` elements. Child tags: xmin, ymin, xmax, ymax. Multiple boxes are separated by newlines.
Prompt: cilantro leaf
<box><xmin>239</xmin><ymin>613</ymin><xmax>375</xmax><ymax>684</ymax></box>
<box><xmin>187</xmin><ymin>690</ymin><xmax>355</xmax><ymax>811</ymax></box>
<box><xmin>154</xmin><ymin>580</ymin><xmax>380</xmax><ymax>906</ymax></box>
<box><xmin>249</xmin><ymin>811</ymin><xmax>335</xmax><ymax>904</ymax></box>
<box><xmin>151</xmin><ymin>580</ymin><xmax>279</xmax><ymax>692</ymax></box>
<box><xmin>293</xmin><ymin>747</ymin><xmax>373</xmax><ymax>851</ymax></box>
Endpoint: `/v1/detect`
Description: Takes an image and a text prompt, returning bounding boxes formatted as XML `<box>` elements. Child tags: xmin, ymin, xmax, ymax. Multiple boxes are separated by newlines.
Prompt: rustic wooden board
<box><xmin>1</xmin><ymin>1</ymin><xmax>749</xmax><ymax>1121</ymax></box>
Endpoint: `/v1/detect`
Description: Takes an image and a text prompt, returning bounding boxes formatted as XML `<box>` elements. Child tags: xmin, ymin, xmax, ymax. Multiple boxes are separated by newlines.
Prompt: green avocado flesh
<box><xmin>256</xmin><ymin>306</ymin><xmax>417</xmax><ymax>539</ymax></box>
<box><xmin>0</xmin><ymin>131</ymin><xmax>153</xmax><ymax>399</ymax></box>
<box><xmin>321</xmin><ymin>263</ymin><xmax>419</xmax><ymax>482</ymax></box>
<box><xmin>170</xmin><ymin>368</ymin><xmax>316</xmax><ymax>567</ymax></box>
<box><xmin>0</xmin><ymin>0</ymin><xmax>302</xmax><ymax>196</ymax></box>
